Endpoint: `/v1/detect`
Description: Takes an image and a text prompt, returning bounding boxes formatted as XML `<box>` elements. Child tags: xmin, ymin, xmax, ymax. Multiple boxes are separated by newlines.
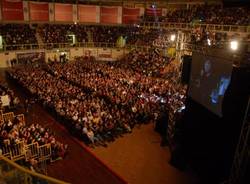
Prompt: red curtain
<box><xmin>54</xmin><ymin>3</ymin><xmax>73</xmax><ymax>22</ymax></box>
<box><xmin>100</xmin><ymin>7</ymin><xmax>118</xmax><ymax>24</ymax></box>
<box><xmin>2</xmin><ymin>0</ymin><xmax>24</xmax><ymax>21</ymax></box>
<box><xmin>78</xmin><ymin>5</ymin><xmax>97</xmax><ymax>23</ymax></box>
<box><xmin>30</xmin><ymin>2</ymin><xmax>49</xmax><ymax>21</ymax></box>
<box><xmin>122</xmin><ymin>7</ymin><xmax>140</xmax><ymax>24</ymax></box>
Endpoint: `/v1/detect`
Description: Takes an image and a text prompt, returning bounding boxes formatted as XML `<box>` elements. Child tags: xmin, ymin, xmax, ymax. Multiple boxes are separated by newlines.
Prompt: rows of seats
<box><xmin>143</xmin><ymin>5</ymin><xmax>250</xmax><ymax>26</ymax></box>
<box><xmin>0</xmin><ymin>106</ymin><xmax>67</xmax><ymax>173</ymax></box>
<box><xmin>39</xmin><ymin>25</ymin><xmax>143</xmax><ymax>45</ymax></box>
<box><xmin>7</xmin><ymin>53</ymin><xmax>186</xmax><ymax>146</ymax></box>
<box><xmin>38</xmin><ymin>24</ymin><xmax>243</xmax><ymax>47</ymax></box>
<box><xmin>114</xmin><ymin>49</ymin><xmax>174</xmax><ymax>77</ymax></box>
<box><xmin>0</xmin><ymin>110</ymin><xmax>67</xmax><ymax>160</ymax></box>
<box><xmin>0</xmin><ymin>4</ymin><xmax>248</xmax><ymax>50</ymax></box>
<box><xmin>0</xmin><ymin>24</ymin><xmax>158</xmax><ymax>49</ymax></box>
<box><xmin>39</xmin><ymin>24</ymin><xmax>88</xmax><ymax>44</ymax></box>
<box><xmin>0</xmin><ymin>24</ymin><xmax>37</xmax><ymax>50</ymax></box>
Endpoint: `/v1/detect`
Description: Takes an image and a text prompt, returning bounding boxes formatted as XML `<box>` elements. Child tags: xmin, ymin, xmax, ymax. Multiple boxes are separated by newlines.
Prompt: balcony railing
<box><xmin>0</xmin><ymin>155</ymin><xmax>70</xmax><ymax>184</ymax></box>
<box><xmin>0</xmin><ymin>40</ymin><xmax>248</xmax><ymax>58</ymax></box>
<box><xmin>0</xmin><ymin>42</ymin><xmax>154</xmax><ymax>52</ymax></box>
<box><xmin>140</xmin><ymin>22</ymin><xmax>250</xmax><ymax>33</ymax></box>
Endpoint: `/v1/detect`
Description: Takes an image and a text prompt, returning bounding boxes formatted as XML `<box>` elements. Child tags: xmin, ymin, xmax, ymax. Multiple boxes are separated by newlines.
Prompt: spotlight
<box><xmin>170</xmin><ymin>34</ymin><xmax>176</xmax><ymax>42</ymax></box>
<box><xmin>230</xmin><ymin>40</ymin><xmax>238</xmax><ymax>51</ymax></box>
<box><xmin>207</xmin><ymin>39</ymin><xmax>211</xmax><ymax>46</ymax></box>
<box><xmin>74</xmin><ymin>22</ymin><xmax>77</xmax><ymax>25</ymax></box>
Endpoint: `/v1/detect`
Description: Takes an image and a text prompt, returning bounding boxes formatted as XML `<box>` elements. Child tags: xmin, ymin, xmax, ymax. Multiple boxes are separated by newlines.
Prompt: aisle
<box><xmin>92</xmin><ymin>123</ymin><xmax>199</xmax><ymax>184</ymax></box>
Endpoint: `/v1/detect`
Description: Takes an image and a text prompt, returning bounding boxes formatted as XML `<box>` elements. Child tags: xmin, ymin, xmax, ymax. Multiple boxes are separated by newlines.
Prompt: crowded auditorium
<box><xmin>0</xmin><ymin>0</ymin><xmax>249</xmax><ymax>184</ymax></box>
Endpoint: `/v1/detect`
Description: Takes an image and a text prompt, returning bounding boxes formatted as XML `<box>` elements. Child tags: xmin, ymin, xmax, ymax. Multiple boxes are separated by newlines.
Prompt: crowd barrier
<box><xmin>1</xmin><ymin>141</ymin><xmax>25</xmax><ymax>160</ymax></box>
<box><xmin>0</xmin><ymin>111</ymin><xmax>52</xmax><ymax>163</ymax></box>
<box><xmin>2</xmin><ymin>111</ymin><xmax>14</xmax><ymax>122</ymax></box>
<box><xmin>26</xmin><ymin>142</ymin><xmax>39</xmax><ymax>160</ymax></box>
<box><xmin>39</xmin><ymin>144</ymin><xmax>52</xmax><ymax>162</ymax></box>
<box><xmin>1</xmin><ymin>40</ymin><xmax>246</xmax><ymax>56</ymax></box>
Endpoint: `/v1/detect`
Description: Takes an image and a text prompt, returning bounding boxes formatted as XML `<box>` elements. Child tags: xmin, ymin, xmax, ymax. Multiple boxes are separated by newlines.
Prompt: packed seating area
<box><xmin>7</xmin><ymin>53</ymin><xmax>186</xmax><ymax>147</ymax></box>
<box><xmin>0</xmin><ymin>24</ymin><xmax>37</xmax><ymax>50</ymax></box>
<box><xmin>39</xmin><ymin>24</ymin><xmax>89</xmax><ymax>44</ymax></box>
<box><xmin>0</xmin><ymin>4</ymin><xmax>248</xmax><ymax>51</ymax></box>
<box><xmin>0</xmin><ymin>85</ymin><xmax>67</xmax><ymax>173</ymax></box>
<box><xmin>39</xmin><ymin>25</ymin><xmax>159</xmax><ymax>46</ymax></box>
<box><xmin>0</xmin><ymin>24</ymin><xmax>153</xmax><ymax>48</ymax></box>
<box><xmin>0</xmin><ymin>112</ymin><xmax>67</xmax><ymax>159</ymax></box>
<box><xmin>38</xmin><ymin>24</ymin><xmax>238</xmax><ymax>48</ymax></box>
<box><xmin>114</xmin><ymin>49</ymin><xmax>174</xmax><ymax>77</ymax></box>
<box><xmin>143</xmin><ymin>5</ymin><xmax>250</xmax><ymax>25</ymax></box>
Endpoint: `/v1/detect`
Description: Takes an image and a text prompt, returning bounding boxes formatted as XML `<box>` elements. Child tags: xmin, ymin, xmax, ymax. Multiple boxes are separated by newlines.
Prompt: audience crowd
<box><xmin>143</xmin><ymin>5</ymin><xmax>250</xmax><ymax>26</ymax></box>
<box><xmin>0</xmin><ymin>23</ymin><xmax>235</xmax><ymax>54</ymax></box>
<box><xmin>8</xmin><ymin>53</ymin><xmax>186</xmax><ymax>146</ymax></box>
<box><xmin>114</xmin><ymin>49</ymin><xmax>173</xmax><ymax>77</ymax></box>
<box><xmin>0</xmin><ymin>24</ymin><xmax>37</xmax><ymax>50</ymax></box>
<box><xmin>39</xmin><ymin>24</ymin><xmax>88</xmax><ymax>44</ymax></box>
<box><xmin>0</xmin><ymin>116</ymin><xmax>67</xmax><ymax>161</ymax></box>
<box><xmin>2</xmin><ymin>2</ymin><xmax>247</xmax><ymax>177</ymax></box>
<box><xmin>1</xmin><ymin>4</ymin><xmax>248</xmax><ymax>51</ymax></box>
<box><xmin>38</xmin><ymin>23</ymin><xmax>233</xmax><ymax>49</ymax></box>
<box><xmin>0</xmin><ymin>82</ymin><xmax>67</xmax><ymax>173</ymax></box>
<box><xmin>39</xmin><ymin>24</ymin><xmax>145</xmax><ymax>46</ymax></box>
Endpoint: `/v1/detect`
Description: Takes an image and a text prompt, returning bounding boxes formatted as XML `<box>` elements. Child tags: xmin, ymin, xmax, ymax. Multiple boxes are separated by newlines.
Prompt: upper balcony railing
<box><xmin>1</xmin><ymin>41</ymin><xmax>249</xmax><ymax>66</ymax></box>
<box><xmin>0</xmin><ymin>42</ymin><xmax>152</xmax><ymax>52</ymax></box>
<box><xmin>140</xmin><ymin>22</ymin><xmax>250</xmax><ymax>33</ymax></box>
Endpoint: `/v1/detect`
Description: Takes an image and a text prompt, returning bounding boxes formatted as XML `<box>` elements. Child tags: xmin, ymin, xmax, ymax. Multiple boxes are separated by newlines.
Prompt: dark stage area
<box><xmin>179</xmin><ymin>55</ymin><xmax>250</xmax><ymax>183</ymax></box>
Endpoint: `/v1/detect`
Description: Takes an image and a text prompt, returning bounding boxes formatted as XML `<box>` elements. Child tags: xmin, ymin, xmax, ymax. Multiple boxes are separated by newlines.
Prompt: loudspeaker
<box><xmin>181</xmin><ymin>55</ymin><xmax>192</xmax><ymax>84</ymax></box>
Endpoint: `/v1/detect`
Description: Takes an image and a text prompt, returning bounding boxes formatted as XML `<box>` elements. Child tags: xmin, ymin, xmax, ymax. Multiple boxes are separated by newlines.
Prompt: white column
<box><xmin>162</xmin><ymin>8</ymin><xmax>167</xmax><ymax>16</ymax></box>
<box><xmin>0</xmin><ymin>3</ymin><xmax>2</xmax><ymax>21</ymax></box>
<box><xmin>96</xmin><ymin>6</ymin><xmax>100</xmax><ymax>23</ymax></box>
<box><xmin>139</xmin><ymin>7</ymin><xmax>144</xmax><ymax>17</ymax></box>
<box><xmin>23</xmin><ymin>1</ymin><xmax>29</xmax><ymax>21</ymax></box>
<box><xmin>73</xmin><ymin>4</ymin><xmax>77</xmax><ymax>23</ymax></box>
<box><xmin>117</xmin><ymin>6</ymin><xmax>122</xmax><ymax>24</ymax></box>
<box><xmin>49</xmin><ymin>3</ymin><xmax>54</xmax><ymax>22</ymax></box>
